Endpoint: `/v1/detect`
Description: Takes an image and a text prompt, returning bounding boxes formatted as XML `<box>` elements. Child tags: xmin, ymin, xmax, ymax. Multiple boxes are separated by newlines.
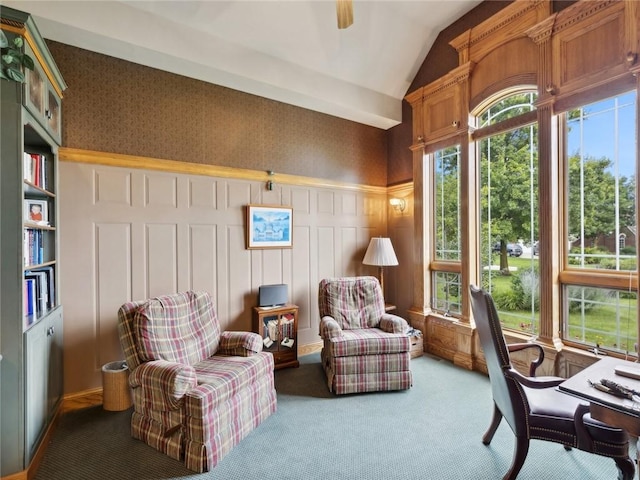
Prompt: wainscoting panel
<box><xmin>96</xmin><ymin>223</ymin><xmax>132</xmax><ymax>369</ymax></box>
<box><xmin>95</xmin><ymin>170</ymin><xmax>131</xmax><ymax>206</ymax></box>
<box><xmin>59</xmin><ymin>160</ymin><xmax>388</xmax><ymax>394</ymax></box>
<box><xmin>189</xmin><ymin>224</ymin><xmax>217</xmax><ymax>298</ymax></box>
<box><xmin>146</xmin><ymin>224</ymin><xmax>178</xmax><ymax>298</ymax></box>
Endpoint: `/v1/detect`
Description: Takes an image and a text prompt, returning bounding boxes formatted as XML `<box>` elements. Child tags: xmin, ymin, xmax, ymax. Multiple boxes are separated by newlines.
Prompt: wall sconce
<box><xmin>389</xmin><ymin>198</ymin><xmax>406</xmax><ymax>212</ymax></box>
<box><xmin>266</xmin><ymin>170</ymin><xmax>275</xmax><ymax>191</ymax></box>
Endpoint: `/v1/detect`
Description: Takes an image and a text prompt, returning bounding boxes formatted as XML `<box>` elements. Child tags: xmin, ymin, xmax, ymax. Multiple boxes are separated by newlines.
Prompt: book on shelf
<box><xmin>23</xmin><ymin>152</ymin><xmax>47</xmax><ymax>190</ymax></box>
<box><xmin>24</xmin><ymin>266</ymin><xmax>55</xmax><ymax>317</ymax></box>
<box><xmin>24</xmin><ymin>278</ymin><xmax>37</xmax><ymax>321</ymax></box>
<box><xmin>23</xmin><ymin>229</ymin><xmax>44</xmax><ymax>266</ymax></box>
<box><xmin>25</xmin><ymin>270</ymin><xmax>48</xmax><ymax>315</ymax></box>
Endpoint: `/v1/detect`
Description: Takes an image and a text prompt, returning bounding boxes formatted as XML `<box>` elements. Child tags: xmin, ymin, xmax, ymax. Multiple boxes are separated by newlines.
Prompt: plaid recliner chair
<box><xmin>318</xmin><ymin>276</ymin><xmax>412</xmax><ymax>395</ymax></box>
<box><xmin>117</xmin><ymin>290</ymin><xmax>277</xmax><ymax>472</ymax></box>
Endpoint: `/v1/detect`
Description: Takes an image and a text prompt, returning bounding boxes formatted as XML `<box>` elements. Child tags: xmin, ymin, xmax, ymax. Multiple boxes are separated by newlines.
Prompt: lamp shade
<box><xmin>362</xmin><ymin>237</ymin><xmax>398</xmax><ymax>266</ymax></box>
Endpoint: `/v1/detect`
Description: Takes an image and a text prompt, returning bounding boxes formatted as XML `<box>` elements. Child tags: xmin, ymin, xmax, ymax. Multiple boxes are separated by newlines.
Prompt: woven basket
<box><xmin>102</xmin><ymin>361</ymin><xmax>132</xmax><ymax>411</ymax></box>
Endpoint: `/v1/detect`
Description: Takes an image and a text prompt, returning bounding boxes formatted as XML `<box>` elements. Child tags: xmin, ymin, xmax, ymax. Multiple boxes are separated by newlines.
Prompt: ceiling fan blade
<box><xmin>336</xmin><ymin>0</ymin><xmax>353</xmax><ymax>29</ymax></box>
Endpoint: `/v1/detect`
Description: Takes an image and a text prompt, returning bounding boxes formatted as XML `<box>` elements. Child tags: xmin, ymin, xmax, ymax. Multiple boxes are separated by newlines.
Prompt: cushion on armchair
<box><xmin>134</xmin><ymin>291</ymin><xmax>220</xmax><ymax>365</ymax></box>
<box><xmin>319</xmin><ymin>276</ymin><xmax>385</xmax><ymax>329</ymax></box>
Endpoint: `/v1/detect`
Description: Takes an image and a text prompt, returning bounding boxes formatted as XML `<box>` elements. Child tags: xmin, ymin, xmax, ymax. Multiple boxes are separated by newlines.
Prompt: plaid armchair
<box><xmin>318</xmin><ymin>276</ymin><xmax>412</xmax><ymax>395</ymax></box>
<box><xmin>117</xmin><ymin>291</ymin><xmax>276</xmax><ymax>472</ymax></box>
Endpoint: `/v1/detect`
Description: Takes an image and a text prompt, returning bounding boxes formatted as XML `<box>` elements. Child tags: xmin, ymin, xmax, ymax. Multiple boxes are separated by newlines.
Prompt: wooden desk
<box><xmin>559</xmin><ymin>357</ymin><xmax>640</xmax><ymax>436</ymax></box>
<box><xmin>559</xmin><ymin>356</ymin><xmax>640</xmax><ymax>478</ymax></box>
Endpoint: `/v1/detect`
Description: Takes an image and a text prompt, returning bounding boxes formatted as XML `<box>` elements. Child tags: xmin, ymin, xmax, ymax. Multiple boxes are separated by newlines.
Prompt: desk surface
<box><xmin>559</xmin><ymin>356</ymin><xmax>640</xmax><ymax>419</ymax></box>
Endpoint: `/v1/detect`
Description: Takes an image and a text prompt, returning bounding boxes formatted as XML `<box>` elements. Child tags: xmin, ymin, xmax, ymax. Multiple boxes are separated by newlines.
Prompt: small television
<box><xmin>258</xmin><ymin>284</ymin><xmax>288</xmax><ymax>307</ymax></box>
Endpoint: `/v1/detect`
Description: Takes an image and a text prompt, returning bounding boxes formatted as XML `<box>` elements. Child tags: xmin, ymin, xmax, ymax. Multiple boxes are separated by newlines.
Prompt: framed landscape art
<box><xmin>246</xmin><ymin>204</ymin><xmax>293</xmax><ymax>249</ymax></box>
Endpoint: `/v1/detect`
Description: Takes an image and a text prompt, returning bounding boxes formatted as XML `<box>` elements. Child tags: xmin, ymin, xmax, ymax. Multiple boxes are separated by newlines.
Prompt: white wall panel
<box><xmin>144</xmin><ymin>174</ymin><xmax>177</xmax><ymax>208</ymax></box>
<box><xmin>188</xmin><ymin>178</ymin><xmax>217</xmax><ymax>209</ymax></box>
<box><xmin>96</xmin><ymin>223</ymin><xmax>131</xmax><ymax>367</ymax></box>
<box><xmin>60</xmin><ymin>162</ymin><xmax>389</xmax><ymax>393</ymax></box>
<box><xmin>189</xmin><ymin>224</ymin><xmax>217</xmax><ymax>294</ymax></box>
<box><xmin>146</xmin><ymin>224</ymin><xmax>178</xmax><ymax>297</ymax></box>
<box><xmin>94</xmin><ymin>170</ymin><xmax>131</xmax><ymax>206</ymax></box>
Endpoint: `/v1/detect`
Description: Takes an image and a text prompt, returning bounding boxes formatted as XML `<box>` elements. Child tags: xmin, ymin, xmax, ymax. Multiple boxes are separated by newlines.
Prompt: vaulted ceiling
<box><xmin>5</xmin><ymin>1</ymin><xmax>483</xmax><ymax>129</ymax></box>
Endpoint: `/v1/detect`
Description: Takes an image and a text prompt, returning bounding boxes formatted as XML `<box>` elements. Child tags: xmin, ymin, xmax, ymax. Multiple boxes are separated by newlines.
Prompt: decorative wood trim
<box><xmin>421</xmin><ymin>63</ymin><xmax>473</xmax><ymax>100</ymax></box>
<box><xmin>450</xmin><ymin>0</ymin><xmax>550</xmax><ymax>65</ymax></box>
<box><xmin>558</xmin><ymin>270</ymin><xmax>638</xmax><ymax>291</ymax></box>
<box><xmin>61</xmin><ymin>387</ymin><xmax>103</xmax><ymax>414</ymax></box>
<box><xmin>298</xmin><ymin>341</ymin><xmax>322</xmax><ymax>357</ymax></box>
<box><xmin>429</xmin><ymin>260</ymin><xmax>462</xmax><ymax>273</ymax></box>
<box><xmin>469</xmin><ymin>73</ymin><xmax>537</xmax><ymax>112</ymax></box>
<box><xmin>1</xmin><ymin>470</ymin><xmax>26</xmax><ymax>480</ymax></box>
<box><xmin>59</xmin><ymin>148</ymin><xmax>388</xmax><ymax>195</ymax></box>
<box><xmin>551</xmin><ymin>0</ymin><xmax>620</xmax><ymax>34</ymax></box>
<box><xmin>471</xmin><ymin>110</ymin><xmax>538</xmax><ymax>141</ymax></box>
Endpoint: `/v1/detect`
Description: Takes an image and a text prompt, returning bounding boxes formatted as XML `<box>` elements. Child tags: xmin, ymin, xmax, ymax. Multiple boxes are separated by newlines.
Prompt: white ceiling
<box><xmin>5</xmin><ymin>0</ymin><xmax>482</xmax><ymax>129</ymax></box>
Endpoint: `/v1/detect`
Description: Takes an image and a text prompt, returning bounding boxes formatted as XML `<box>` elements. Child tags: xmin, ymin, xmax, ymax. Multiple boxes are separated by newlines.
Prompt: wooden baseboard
<box><xmin>299</xmin><ymin>341</ymin><xmax>322</xmax><ymax>356</ymax></box>
<box><xmin>61</xmin><ymin>387</ymin><xmax>103</xmax><ymax>414</ymax></box>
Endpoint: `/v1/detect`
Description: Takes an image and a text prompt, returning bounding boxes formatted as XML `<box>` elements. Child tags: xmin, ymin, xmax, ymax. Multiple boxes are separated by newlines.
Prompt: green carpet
<box><xmin>34</xmin><ymin>353</ymin><xmax>631</xmax><ymax>479</ymax></box>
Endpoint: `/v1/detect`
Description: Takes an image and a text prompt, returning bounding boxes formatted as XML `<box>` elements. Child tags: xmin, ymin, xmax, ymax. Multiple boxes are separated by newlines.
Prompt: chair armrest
<box><xmin>508</xmin><ymin>342</ymin><xmax>544</xmax><ymax>377</ymax></box>
<box><xmin>379</xmin><ymin>313</ymin><xmax>409</xmax><ymax>334</ymax></box>
<box><xmin>505</xmin><ymin>368</ymin><xmax>565</xmax><ymax>389</ymax></box>
<box><xmin>319</xmin><ymin>316</ymin><xmax>343</xmax><ymax>339</ymax></box>
<box><xmin>129</xmin><ymin>360</ymin><xmax>197</xmax><ymax>411</ymax></box>
<box><xmin>573</xmin><ymin>403</ymin><xmax>595</xmax><ymax>451</ymax></box>
<box><xmin>218</xmin><ymin>331</ymin><xmax>263</xmax><ymax>356</ymax></box>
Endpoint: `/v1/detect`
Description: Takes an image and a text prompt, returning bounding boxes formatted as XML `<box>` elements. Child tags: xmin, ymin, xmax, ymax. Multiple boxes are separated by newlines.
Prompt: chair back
<box><xmin>117</xmin><ymin>291</ymin><xmax>220</xmax><ymax>370</ymax></box>
<box><xmin>318</xmin><ymin>276</ymin><xmax>385</xmax><ymax>330</ymax></box>
<box><xmin>469</xmin><ymin>285</ymin><xmax>525</xmax><ymax>434</ymax></box>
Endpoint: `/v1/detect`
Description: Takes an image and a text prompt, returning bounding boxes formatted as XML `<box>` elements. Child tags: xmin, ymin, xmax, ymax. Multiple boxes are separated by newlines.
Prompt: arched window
<box><xmin>475</xmin><ymin>90</ymin><xmax>539</xmax><ymax>336</ymax></box>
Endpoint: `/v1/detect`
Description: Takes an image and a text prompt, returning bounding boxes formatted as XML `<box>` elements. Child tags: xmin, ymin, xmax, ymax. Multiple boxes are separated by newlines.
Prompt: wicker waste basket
<box><xmin>102</xmin><ymin>361</ymin><xmax>132</xmax><ymax>411</ymax></box>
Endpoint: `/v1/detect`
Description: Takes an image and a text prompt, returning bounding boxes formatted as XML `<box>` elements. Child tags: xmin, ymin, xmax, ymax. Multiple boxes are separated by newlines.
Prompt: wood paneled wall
<box><xmin>58</xmin><ymin>153</ymin><xmax>392</xmax><ymax>394</ymax></box>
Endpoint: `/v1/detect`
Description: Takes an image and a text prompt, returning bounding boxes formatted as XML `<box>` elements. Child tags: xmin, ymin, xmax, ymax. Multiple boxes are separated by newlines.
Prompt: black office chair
<box><xmin>469</xmin><ymin>285</ymin><xmax>635</xmax><ymax>480</ymax></box>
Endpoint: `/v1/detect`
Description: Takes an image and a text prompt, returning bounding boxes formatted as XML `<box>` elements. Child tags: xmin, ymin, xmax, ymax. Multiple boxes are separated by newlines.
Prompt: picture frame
<box><xmin>246</xmin><ymin>204</ymin><xmax>293</xmax><ymax>249</ymax></box>
<box><xmin>24</xmin><ymin>199</ymin><xmax>48</xmax><ymax>225</ymax></box>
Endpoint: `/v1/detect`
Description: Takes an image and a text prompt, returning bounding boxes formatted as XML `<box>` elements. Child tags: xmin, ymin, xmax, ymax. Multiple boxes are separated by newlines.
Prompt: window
<box><xmin>431</xmin><ymin>145</ymin><xmax>461</xmax><ymax>315</ymax></box>
<box><xmin>477</xmin><ymin>91</ymin><xmax>539</xmax><ymax>335</ymax></box>
<box><xmin>566</xmin><ymin>92</ymin><xmax>637</xmax><ymax>272</ymax></box>
<box><xmin>562</xmin><ymin>91</ymin><xmax>638</xmax><ymax>353</ymax></box>
<box><xmin>435</xmin><ymin>145</ymin><xmax>461</xmax><ymax>261</ymax></box>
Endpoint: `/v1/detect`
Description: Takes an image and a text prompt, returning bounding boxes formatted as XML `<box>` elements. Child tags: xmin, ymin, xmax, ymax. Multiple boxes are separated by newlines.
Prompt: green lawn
<box><xmin>485</xmin><ymin>256</ymin><xmax>637</xmax><ymax>352</ymax></box>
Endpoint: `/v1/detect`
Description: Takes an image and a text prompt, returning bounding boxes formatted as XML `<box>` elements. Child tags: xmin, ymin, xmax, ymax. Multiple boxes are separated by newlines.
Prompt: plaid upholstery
<box><xmin>117</xmin><ymin>291</ymin><xmax>277</xmax><ymax>472</ymax></box>
<box><xmin>318</xmin><ymin>277</ymin><xmax>412</xmax><ymax>395</ymax></box>
<box><xmin>218</xmin><ymin>331</ymin><xmax>263</xmax><ymax>356</ymax></box>
<box><xmin>184</xmin><ymin>372</ymin><xmax>277</xmax><ymax>472</ymax></box>
<box><xmin>192</xmin><ymin>354</ymin><xmax>271</xmax><ymax>406</ymax></box>
<box><xmin>324</xmin><ymin>328</ymin><xmax>410</xmax><ymax>357</ymax></box>
<box><xmin>129</xmin><ymin>360</ymin><xmax>197</xmax><ymax>411</ymax></box>
<box><xmin>134</xmin><ymin>291</ymin><xmax>220</xmax><ymax>365</ymax></box>
<box><xmin>319</xmin><ymin>276</ymin><xmax>385</xmax><ymax>329</ymax></box>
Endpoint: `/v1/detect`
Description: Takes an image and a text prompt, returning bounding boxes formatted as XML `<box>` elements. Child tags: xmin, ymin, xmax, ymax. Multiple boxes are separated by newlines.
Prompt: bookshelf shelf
<box><xmin>252</xmin><ymin>304</ymin><xmax>299</xmax><ymax>369</ymax></box>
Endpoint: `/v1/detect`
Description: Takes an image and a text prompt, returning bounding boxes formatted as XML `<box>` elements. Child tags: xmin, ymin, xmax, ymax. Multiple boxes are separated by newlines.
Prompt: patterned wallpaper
<box><xmin>47</xmin><ymin>41</ymin><xmax>389</xmax><ymax>187</ymax></box>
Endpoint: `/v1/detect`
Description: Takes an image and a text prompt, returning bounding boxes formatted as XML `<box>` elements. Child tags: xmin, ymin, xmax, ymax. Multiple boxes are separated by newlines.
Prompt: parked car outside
<box><xmin>492</xmin><ymin>242</ymin><xmax>523</xmax><ymax>257</ymax></box>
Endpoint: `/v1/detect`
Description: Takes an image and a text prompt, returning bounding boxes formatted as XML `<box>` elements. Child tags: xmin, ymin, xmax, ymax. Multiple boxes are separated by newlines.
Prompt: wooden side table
<box><xmin>252</xmin><ymin>304</ymin><xmax>299</xmax><ymax>369</ymax></box>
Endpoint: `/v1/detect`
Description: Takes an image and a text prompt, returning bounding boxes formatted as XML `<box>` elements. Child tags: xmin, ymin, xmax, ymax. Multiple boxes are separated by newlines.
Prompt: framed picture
<box><xmin>246</xmin><ymin>204</ymin><xmax>293</xmax><ymax>249</ymax></box>
<box><xmin>24</xmin><ymin>199</ymin><xmax>48</xmax><ymax>225</ymax></box>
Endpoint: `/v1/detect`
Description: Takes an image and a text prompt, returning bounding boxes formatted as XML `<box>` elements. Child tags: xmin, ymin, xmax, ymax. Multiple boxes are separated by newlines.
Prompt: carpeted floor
<box><xmin>34</xmin><ymin>353</ymin><xmax>633</xmax><ymax>479</ymax></box>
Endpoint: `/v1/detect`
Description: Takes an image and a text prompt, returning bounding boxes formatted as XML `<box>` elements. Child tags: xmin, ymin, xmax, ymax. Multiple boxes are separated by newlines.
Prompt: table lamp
<box><xmin>362</xmin><ymin>237</ymin><xmax>398</xmax><ymax>294</ymax></box>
